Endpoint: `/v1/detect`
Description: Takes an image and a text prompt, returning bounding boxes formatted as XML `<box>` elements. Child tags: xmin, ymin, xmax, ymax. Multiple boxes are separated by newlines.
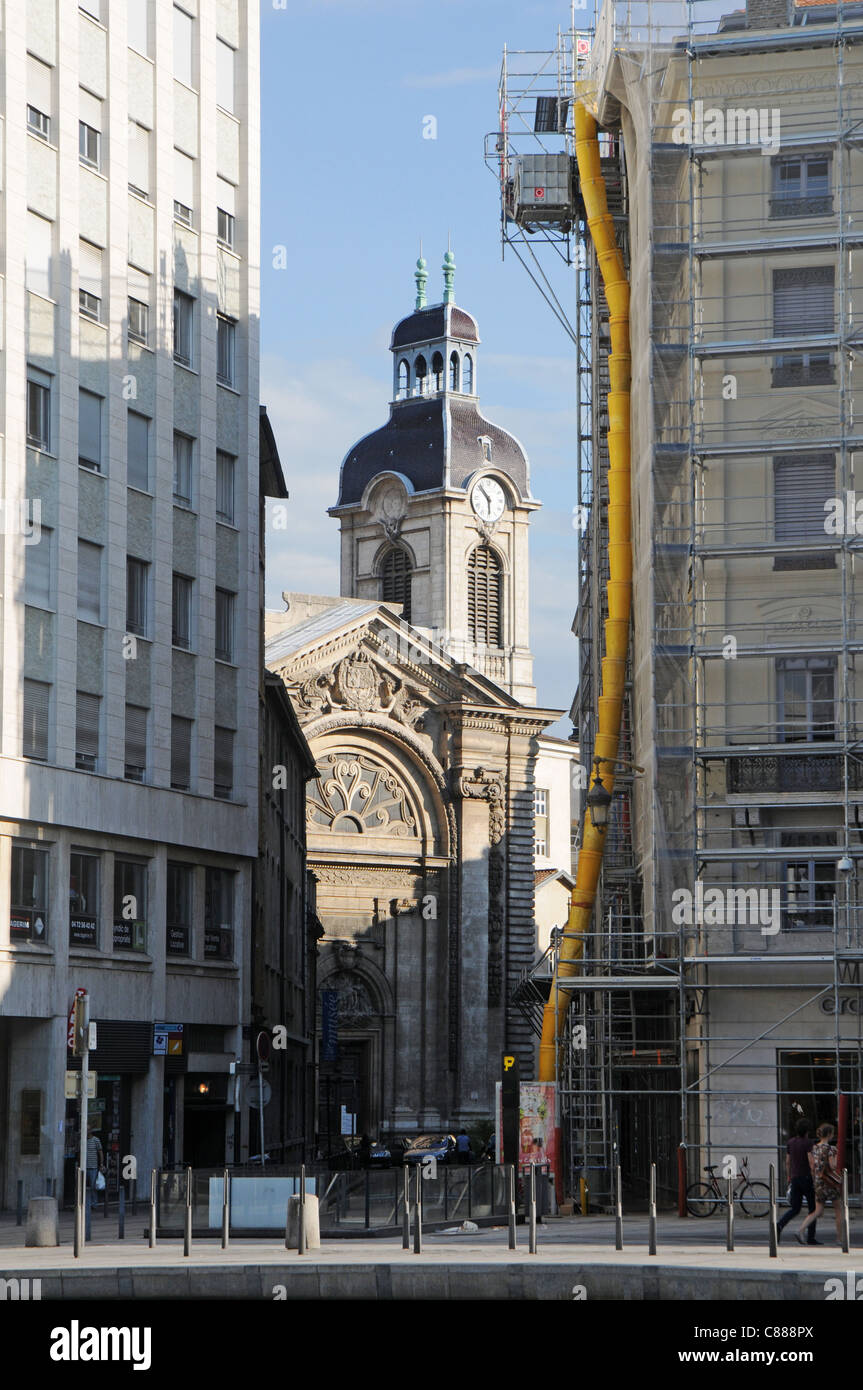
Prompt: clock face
<box><xmin>471</xmin><ymin>477</ymin><xmax>506</xmax><ymax>523</ymax></box>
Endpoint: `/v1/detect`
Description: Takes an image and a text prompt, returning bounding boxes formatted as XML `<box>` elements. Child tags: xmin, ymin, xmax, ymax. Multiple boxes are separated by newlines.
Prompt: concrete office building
<box><xmin>0</xmin><ymin>0</ymin><xmax>263</xmax><ymax>1205</ymax></box>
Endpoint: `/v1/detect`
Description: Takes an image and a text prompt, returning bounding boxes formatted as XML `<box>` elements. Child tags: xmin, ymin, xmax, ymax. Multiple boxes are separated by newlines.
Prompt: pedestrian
<box><xmin>455</xmin><ymin>1128</ymin><xmax>472</xmax><ymax>1163</ymax></box>
<box><xmin>86</xmin><ymin>1128</ymin><xmax>104</xmax><ymax>1199</ymax></box>
<box><xmin>797</xmin><ymin>1123</ymin><xmax>843</xmax><ymax>1246</ymax></box>
<box><xmin>776</xmin><ymin>1119</ymin><xmax>819</xmax><ymax>1245</ymax></box>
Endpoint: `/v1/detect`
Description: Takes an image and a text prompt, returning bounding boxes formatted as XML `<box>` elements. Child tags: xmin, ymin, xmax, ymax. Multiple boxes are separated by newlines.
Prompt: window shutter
<box><xmin>214</xmin><ymin>726</ymin><xmax>234</xmax><ymax>798</ymax></box>
<box><xmin>216</xmin><ymin>177</ymin><xmax>236</xmax><ymax>217</ymax></box>
<box><xmin>468</xmin><ymin>546</ymin><xmax>502</xmax><ymax>646</ymax></box>
<box><xmin>27</xmin><ymin>56</ymin><xmax>52</xmax><ymax>115</ymax></box>
<box><xmin>25</xmin><ymin>529</ymin><xmax>52</xmax><ymax>607</ymax></box>
<box><xmin>216</xmin><ymin>451</ymin><xmax>235</xmax><ymax>522</ymax></box>
<box><xmin>128</xmin><ymin>121</ymin><xmax>150</xmax><ymax>195</ymax></box>
<box><xmin>76</xmin><ymin>692</ymin><xmax>100</xmax><ymax>767</ymax></box>
<box><xmin>381</xmin><ymin>548</ymin><xmax>412</xmax><ymax>622</ymax></box>
<box><xmin>171</xmin><ymin>717</ymin><xmax>192</xmax><ymax>790</ymax></box>
<box><xmin>127</xmin><ymin>412</ymin><xmax>149</xmax><ymax>490</ymax></box>
<box><xmin>175</xmin><ymin>147</ymin><xmax>195</xmax><ymax>209</ymax></box>
<box><xmin>217</xmin><ymin>40</ymin><xmax>235</xmax><ymax>113</ymax></box>
<box><xmin>23</xmin><ymin>680</ymin><xmax>50</xmax><ymax>759</ymax></box>
<box><xmin>79</xmin><ymin>240</ymin><xmax>102</xmax><ymax>299</ymax></box>
<box><xmin>773</xmin><ymin>267</ymin><xmax>834</xmax><ymax>337</ymax></box>
<box><xmin>79</xmin><ymin>89</ymin><xmax>102</xmax><ymax>132</ymax></box>
<box><xmin>25</xmin><ymin>214</ymin><xmax>53</xmax><ymax>297</ymax></box>
<box><xmin>77</xmin><ymin>541</ymin><xmax>102</xmax><ymax>621</ymax></box>
<box><xmin>125</xmin><ymin>704</ymin><xmax>147</xmax><ymax>779</ymax></box>
<box><xmin>774</xmin><ymin>453</ymin><xmax>835</xmax><ymax>540</ymax></box>
<box><xmin>78</xmin><ymin>389</ymin><xmax>102</xmax><ymax>467</ymax></box>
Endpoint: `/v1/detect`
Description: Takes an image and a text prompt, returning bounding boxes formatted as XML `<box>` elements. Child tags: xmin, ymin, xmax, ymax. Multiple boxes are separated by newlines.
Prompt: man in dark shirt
<box><xmin>776</xmin><ymin>1119</ymin><xmax>819</xmax><ymax>1244</ymax></box>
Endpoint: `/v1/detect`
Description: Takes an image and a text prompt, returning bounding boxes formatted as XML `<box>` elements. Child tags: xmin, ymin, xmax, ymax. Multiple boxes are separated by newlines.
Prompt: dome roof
<box><xmin>391</xmin><ymin>303</ymin><xmax>479</xmax><ymax>352</ymax></box>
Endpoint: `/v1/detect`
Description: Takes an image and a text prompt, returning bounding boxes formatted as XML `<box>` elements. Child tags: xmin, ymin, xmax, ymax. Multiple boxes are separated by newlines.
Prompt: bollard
<box><xmin>298</xmin><ymin>1165</ymin><xmax>306</xmax><ymax>1256</ymax></box>
<box><xmin>16</xmin><ymin>1179</ymin><xmax>24</xmax><ymax>1227</ymax></box>
<box><xmin>841</xmin><ymin>1170</ymin><xmax>850</xmax><ymax>1255</ymax></box>
<box><xmin>529</xmin><ymin>1165</ymin><xmax>537</xmax><ymax>1254</ymax></box>
<box><xmin>768</xmin><ymin>1164</ymin><xmax>777</xmax><ymax>1258</ymax></box>
<box><xmin>614</xmin><ymin>1165</ymin><xmax>623</xmax><ymax>1252</ymax></box>
<box><xmin>148</xmin><ymin>1168</ymin><xmax>157</xmax><ymax>1249</ymax></box>
<box><xmin>222</xmin><ymin>1169</ymin><xmax>230</xmax><ymax>1250</ymax></box>
<box><xmin>74</xmin><ymin>1168</ymin><xmax>84</xmax><ymax>1259</ymax></box>
<box><xmin>648</xmin><ymin>1163</ymin><xmax>657</xmax><ymax>1256</ymax></box>
<box><xmin>85</xmin><ymin>1176</ymin><xmax>92</xmax><ymax>1242</ymax></box>
<box><xmin>413</xmin><ymin>1166</ymin><xmax>423</xmax><ymax>1254</ymax></box>
<box><xmin>183</xmin><ymin>1167</ymin><xmax>192</xmax><ymax>1257</ymax></box>
<box><xmin>118</xmin><ymin>1185</ymin><xmax>125</xmax><ymax>1240</ymax></box>
<box><xmin>508</xmin><ymin>1164</ymin><xmax>517</xmax><ymax>1251</ymax></box>
<box><xmin>726</xmin><ymin>1175</ymin><xmax>734</xmax><ymax>1252</ymax></box>
<box><xmin>402</xmin><ymin>1166</ymin><xmax>410</xmax><ymax>1250</ymax></box>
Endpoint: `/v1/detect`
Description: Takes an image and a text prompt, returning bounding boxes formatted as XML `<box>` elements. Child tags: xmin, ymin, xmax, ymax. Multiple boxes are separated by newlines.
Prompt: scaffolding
<box><xmin>495</xmin><ymin>0</ymin><xmax>863</xmax><ymax>1207</ymax></box>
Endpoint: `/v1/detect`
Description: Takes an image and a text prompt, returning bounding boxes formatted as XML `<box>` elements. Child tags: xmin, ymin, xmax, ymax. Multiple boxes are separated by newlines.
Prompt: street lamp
<box><xmin>585</xmin><ymin>755</ymin><xmax>645</xmax><ymax>830</ymax></box>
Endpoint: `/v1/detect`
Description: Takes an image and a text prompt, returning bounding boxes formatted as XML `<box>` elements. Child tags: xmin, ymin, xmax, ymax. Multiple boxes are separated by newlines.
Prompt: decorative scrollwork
<box><xmin>308</xmin><ymin>752</ymin><xmax>417</xmax><ymax>837</ymax></box>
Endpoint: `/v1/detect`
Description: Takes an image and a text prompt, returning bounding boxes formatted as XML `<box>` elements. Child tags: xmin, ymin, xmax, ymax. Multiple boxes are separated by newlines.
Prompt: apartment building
<box><xmin>0</xmin><ymin>0</ymin><xmax>262</xmax><ymax>1204</ymax></box>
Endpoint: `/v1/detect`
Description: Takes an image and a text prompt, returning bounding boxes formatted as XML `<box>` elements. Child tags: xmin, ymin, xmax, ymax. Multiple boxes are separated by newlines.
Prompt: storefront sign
<box><xmin>153</xmin><ymin>1023</ymin><xmax>184</xmax><ymax>1056</ymax></box>
<box><xmin>64</xmin><ymin>1071</ymin><xmax>96</xmax><ymax>1100</ymax></box>
<box><xmin>820</xmin><ymin>995</ymin><xmax>862</xmax><ymax>1014</ymax></box>
<box><xmin>70</xmin><ymin>917</ymin><xmax>97</xmax><ymax>948</ymax></box>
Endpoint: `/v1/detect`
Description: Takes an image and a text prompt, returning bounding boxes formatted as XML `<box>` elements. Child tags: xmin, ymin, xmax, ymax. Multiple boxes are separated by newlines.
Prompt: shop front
<box><xmin>63</xmin><ymin>1019</ymin><xmax>152</xmax><ymax>1206</ymax></box>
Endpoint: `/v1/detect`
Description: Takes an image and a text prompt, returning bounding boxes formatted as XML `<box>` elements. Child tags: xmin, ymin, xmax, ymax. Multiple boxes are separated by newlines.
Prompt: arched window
<box><xmin>398</xmin><ymin>359</ymin><xmax>410</xmax><ymax>394</ymax></box>
<box><xmin>467</xmin><ymin>545</ymin><xmax>502</xmax><ymax>647</ymax></box>
<box><xmin>432</xmin><ymin>351</ymin><xmax>444</xmax><ymax>391</ymax></box>
<box><xmin>463</xmin><ymin>354</ymin><xmax>474</xmax><ymax>393</ymax></box>
<box><xmin>381</xmin><ymin>546</ymin><xmax>412</xmax><ymax>623</ymax></box>
<box><xmin>449</xmin><ymin>352</ymin><xmax>460</xmax><ymax>391</ymax></box>
<box><xmin>414</xmin><ymin>355</ymin><xmax>427</xmax><ymax>394</ymax></box>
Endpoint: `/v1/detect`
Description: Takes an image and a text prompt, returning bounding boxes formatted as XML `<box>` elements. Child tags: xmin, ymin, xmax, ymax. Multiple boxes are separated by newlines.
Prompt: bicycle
<box><xmin>686</xmin><ymin>1156</ymin><xmax>771</xmax><ymax>1217</ymax></box>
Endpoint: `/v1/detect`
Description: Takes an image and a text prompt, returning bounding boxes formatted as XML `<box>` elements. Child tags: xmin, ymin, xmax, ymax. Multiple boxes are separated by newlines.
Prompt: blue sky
<box><xmin>260</xmin><ymin>0</ymin><xmax>585</xmax><ymax>730</ymax></box>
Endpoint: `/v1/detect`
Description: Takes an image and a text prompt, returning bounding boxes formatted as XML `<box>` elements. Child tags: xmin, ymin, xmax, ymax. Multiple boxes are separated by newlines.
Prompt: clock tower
<box><xmin>329</xmin><ymin>251</ymin><xmax>539</xmax><ymax>703</ymax></box>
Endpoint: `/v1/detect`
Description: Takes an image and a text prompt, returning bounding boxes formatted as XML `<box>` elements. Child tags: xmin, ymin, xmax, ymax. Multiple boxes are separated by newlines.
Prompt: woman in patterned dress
<box><xmin>797</xmin><ymin>1123</ymin><xmax>843</xmax><ymax>1245</ymax></box>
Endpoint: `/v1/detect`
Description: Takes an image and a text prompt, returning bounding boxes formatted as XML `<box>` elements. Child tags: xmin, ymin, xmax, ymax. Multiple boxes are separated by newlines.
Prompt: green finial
<box><xmin>442</xmin><ymin>244</ymin><xmax>456</xmax><ymax>305</ymax></box>
<box><xmin>415</xmin><ymin>247</ymin><xmax>428</xmax><ymax>310</ymax></box>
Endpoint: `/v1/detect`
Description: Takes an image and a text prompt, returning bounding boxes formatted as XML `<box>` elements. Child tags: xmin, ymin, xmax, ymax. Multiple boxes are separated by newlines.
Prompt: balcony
<box><xmin>726</xmin><ymin>752</ymin><xmax>863</xmax><ymax>794</ymax></box>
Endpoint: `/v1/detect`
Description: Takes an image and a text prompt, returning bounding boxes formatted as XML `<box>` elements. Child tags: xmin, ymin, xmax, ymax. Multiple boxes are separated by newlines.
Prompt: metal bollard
<box><xmin>298</xmin><ymin>1164</ymin><xmax>306</xmax><ymax>1256</ymax></box>
<box><xmin>508</xmin><ymin>1164</ymin><xmax>517</xmax><ymax>1251</ymax></box>
<box><xmin>16</xmin><ymin>1179</ymin><xmax>24</xmax><ymax>1227</ymax></box>
<box><xmin>148</xmin><ymin>1169</ymin><xmax>157</xmax><ymax>1249</ymax></box>
<box><xmin>614</xmin><ymin>1165</ymin><xmax>623</xmax><ymax>1252</ymax></box>
<box><xmin>73</xmin><ymin>1168</ymin><xmax>83</xmax><ymax>1258</ymax></box>
<box><xmin>841</xmin><ymin>1170</ymin><xmax>850</xmax><ymax>1255</ymax></box>
<box><xmin>529</xmin><ymin>1165</ymin><xmax>537</xmax><ymax>1254</ymax></box>
<box><xmin>85</xmin><ymin>1177</ymin><xmax>92</xmax><ymax>1242</ymax></box>
<box><xmin>726</xmin><ymin>1175</ymin><xmax>734</xmax><ymax>1252</ymax></box>
<box><xmin>648</xmin><ymin>1163</ymin><xmax>657</xmax><ymax>1256</ymax></box>
<box><xmin>402</xmin><ymin>1166</ymin><xmax>410</xmax><ymax>1250</ymax></box>
<box><xmin>118</xmin><ymin>1185</ymin><xmax>125</xmax><ymax>1240</ymax></box>
<box><xmin>183</xmin><ymin>1167</ymin><xmax>192</xmax><ymax>1257</ymax></box>
<box><xmin>768</xmin><ymin>1164</ymin><xmax>777</xmax><ymax>1258</ymax></box>
<box><xmin>413</xmin><ymin>1166</ymin><xmax>423</xmax><ymax>1254</ymax></box>
<box><xmin>221</xmin><ymin>1169</ymin><xmax>230</xmax><ymax>1250</ymax></box>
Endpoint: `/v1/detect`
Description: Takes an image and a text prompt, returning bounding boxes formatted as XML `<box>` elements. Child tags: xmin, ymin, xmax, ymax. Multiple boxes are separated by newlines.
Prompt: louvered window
<box><xmin>171</xmin><ymin>716</ymin><xmax>192</xmax><ymax>790</ymax></box>
<box><xmin>78</xmin><ymin>540</ymin><xmax>102</xmax><ymax>622</ymax></box>
<box><xmin>124</xmin><ymin>704</ymin><xmax>147</xmax><ymax>782</ymax></box>
<box><xmin>214</xmin><ymin>726</ymin><xmax>234</xmax><ymax>800</ymax></box>
<box><xmin>773</xmin><ymin>267</ymin><xmax>834</xmax><ymax>386</ymax></box>
<box><xmin>78</xmin><ymin>240</ymin><xmax>102</xmax><ymax>321</ymax></box>
<box><xmin>381</xmin><ymin>547</ymin><xmax>412</xmax><ymax>623</ymax></box>
<box><xmin>25</xmin><ymin>527</ymin><xmax>52</xmax><ymax>608</ymax></box>
<box><xmin>23</xmin><ymin>680</ymin><xmax>50</xmax><ymax>760</ymax></box>
<box><xmin>468</xmin><ymin>545</ymin><xmax>502</xmax><ymax>647</ymax></box>
<box><xmin>75</xmin><ymin>692</ymin><xmax>100</xmax><ymax>771</ymax></box>
<box><xmin>774</xmin><ymin>453</ymin><xmax>835</xmax><ymax>570</ymax></box>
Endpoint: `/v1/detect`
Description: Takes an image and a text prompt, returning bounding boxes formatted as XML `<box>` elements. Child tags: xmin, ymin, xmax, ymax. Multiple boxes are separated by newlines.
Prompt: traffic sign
<box><xmin>256</xmin><ymin>1030</ymin><xmax>270</xmax><ymax>1063</ymax></box>
<box><xmin>246</xmin><ymin>1078</ymin><xmax>272</xmax><ymax>1109</ymax></box>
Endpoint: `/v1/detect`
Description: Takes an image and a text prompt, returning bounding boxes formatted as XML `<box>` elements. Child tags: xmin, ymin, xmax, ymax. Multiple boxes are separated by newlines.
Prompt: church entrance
<box><xmin>318</xmin><ymin>1040</ymin><xmax>371</xmax><ymax>1158</ymax></box>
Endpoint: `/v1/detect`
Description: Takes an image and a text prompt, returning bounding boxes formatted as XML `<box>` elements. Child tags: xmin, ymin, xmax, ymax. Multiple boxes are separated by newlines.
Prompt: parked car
<box><xmin>403</xmin><ymin>1134</ymin><xmax>457</xmax><ymax>1165</ymax></box>
<box><xmin>343</xmin><ymin>1136</ymin><xmax>393</xmax><ymax>1168</ymax></box>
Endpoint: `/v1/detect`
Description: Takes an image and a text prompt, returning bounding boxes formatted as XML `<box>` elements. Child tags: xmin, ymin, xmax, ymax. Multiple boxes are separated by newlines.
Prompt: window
<box><xmin>432</xmin><ymin>352</ymin><xmax>444</xmax><ymax>391</ymax></box>
<box><xmin>113</xmin><ymin>859</ymin><xmax>148</xmax><ymax>952</ymax></box>
<box><xmin>27</xmin><ymin>105</ymin><xmax>50</xmax><ymax>140</ymax></box>
<box><xmin>216</xmin><ymin>451</ymin><xmax>236</xmax><ymax>523</ymax></box>
<box><xmin>20</xmin><ymin>1090</ymin><xmax>42</xmax><ymax>1156</ymax></box>
<box><xmin>69</xmin><ymin>852</ymin><xmax>99</xmax><ymax>947</ymax></box>
<box><xmin>773</xmin><ymin>266</ymin><xmax>834</xmax><ymax>387</ymax></box>
<box><xmin>124</xmin><ymin>704</ymin><xmax>148</xmax><ymax>782</ymax></box>
<box><xmin>173</xmin><ymin>289</ymin><xmax>193</xmax><ymax>366</ymax></box>
<box><xmin>215</xmin><ymin>589</ymin><xmax>235</xmax><ymax>661</ymax></box>
<box><xmin>414</xmin><ymin>355</ymin><xmax>427</xmax><ymax>393</ymax></box>
<box><xmin>78</xmin><ymin>389</ymin><xmax>102</xmax><ymax>470</ymax></box>
<box><xmin>128</xmin><ymin>121</ymin><xmax>150</xmax><ymax>197</ymax></box>
<box><xmin>216</xmin><ymin>315</ymin><xmax>236</xmax><ymax>386</ymax></box>
<box><xmin>79</xmin><ymin>120</ymin><xmax>100</xmax><ymax>169</ymax></box>
<box><xmin>80</xmin><ymin>0</ymin><xmax>103</xmax><ymax>19</ymax></box>
<box><xmin>217</xmin><ymin>207</ymin><xmax>235</xmax><ymax>248</ymax></box>
<box><xmin>166</xmin><ymin>862</ymin><xmax>193</xmax><ymax>954</ymax></box>
<box><xmin>463</xmin><ymin>354</ymin><xmax>474</xmax><ymax>393</ymax></box>
<box><xmin>75</xmin><ymin>691</ymin><xmax>100</xmax><ymax>772</ymax></box>
<box><xmin>127</xmin><ymin>411</ymin><xmax>150</xmax><ymax>491</ymax></box>
<box><xmin>534</xmin><ymin>787</ymin><xmax>549</xmax><ymax>858</ymax></box>
<box><xmin>23</xmin><ymin>680</ymin><xmax>50</xmax><ymax>760</ymax></box>
<box><xmin>128</xmin><ymin>297</ymin><xmax>149</xmax><ymax>345</ymax></box>
<box><xmin>213</xmin><ymin>726</ymin><xmax>234</xmax><ymax>799</ymax></box>
<box><xmin>170</xmin><ymin>717</ymin><xmax>192</xmax><ymax>791</ymax></box>
<box><xmin>777</xmin><ymin>658</ymin><xmax>836</xmax><ymax>743</ymax></box>
<box><xmin>216</xmin><ymin>39</ymin><xmax>235</xmax><ymax>113</ymax></box>
<box><xmin>25</xmin><ymin>214</ymin><xmax>53</xmax><ymax>298</ymax></box>
<box><xmin>381</xmin><ymin>547</ymin><xmax>412</xmax><ymax>623</ymax></box>
<box><xmin>449</xmin><ymin>352</ymin><xmax>460</xmax><ymax>391</ymax></box>
<box><xmin>25</xmin><ymin>527</ymin><xmax>52</xmax><ymax>608</ymax></box>
<box><xmin>173</xmin><ymin>432</ymin><xmax>193</xmax><ymax>505</ymax></box>
<box><xmin>127</xmin><ymin>0</ymin><xmax>150</xmax><ymax>57</ymax></box>
<box><xmin>77</xmin><ymin>540</ymin><xmax>102</xmax><ymax>622</ymax></box>
<box><xmin>11</xmin><ymin>846</ymin><xmax>49</xmax><ymax>944</ymax></box>
<box><xmin>398</xmin><ymin>359</ymin><xmax>410</xmax><ymax>396</ymax></box>
<box><xmin>782</xmin><ymin>835</ymin><xmax>836</xmax><ymax>930</ymax></box>
<box><xmin>467</xmin><ymin>545</ymin><xmax>502</xmax><ymax>647</ymax></box>
<box><xmin>773</xmin><ymin>453</ymin><xmax>835</xmax><ymax>570</ymax></box>
<box><xmin>771</xmin><ymin>154</ymin><xmax>832</xmax><ymax>218</ymax></box>
<box><xmin>172</xmin><ymin>573</ymin><xmax>193</xmax><ymax>649</ymax></box>
<box><xmin>126</xmin><ymin>558</ymin><xmax>149</xmax><ymax>636</ymax></box>
<box><xmin>204</xmin><ymin>867</ymin><xmax>234</xmax><ymax>958</ymax></box>
<box><xmin>27</xmin><ymin>370</ymin><xmax>51</xmax><ymax>450</ymax></box>
<box><xmin>78</xmin><ymin>240</ymin><xmax>102</xmax><ymax>321</ymax></box>
<box><xmin>174</xmin><ymin>5</ymin><xmax>194</xmax><ymax>87</ymax></box>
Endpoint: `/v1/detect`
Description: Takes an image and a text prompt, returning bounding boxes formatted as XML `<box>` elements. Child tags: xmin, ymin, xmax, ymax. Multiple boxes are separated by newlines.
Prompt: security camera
<box><xmin>837</xmin><ymin>855</ymin><xmax>853</xmax><ymax>873</ymax></box>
